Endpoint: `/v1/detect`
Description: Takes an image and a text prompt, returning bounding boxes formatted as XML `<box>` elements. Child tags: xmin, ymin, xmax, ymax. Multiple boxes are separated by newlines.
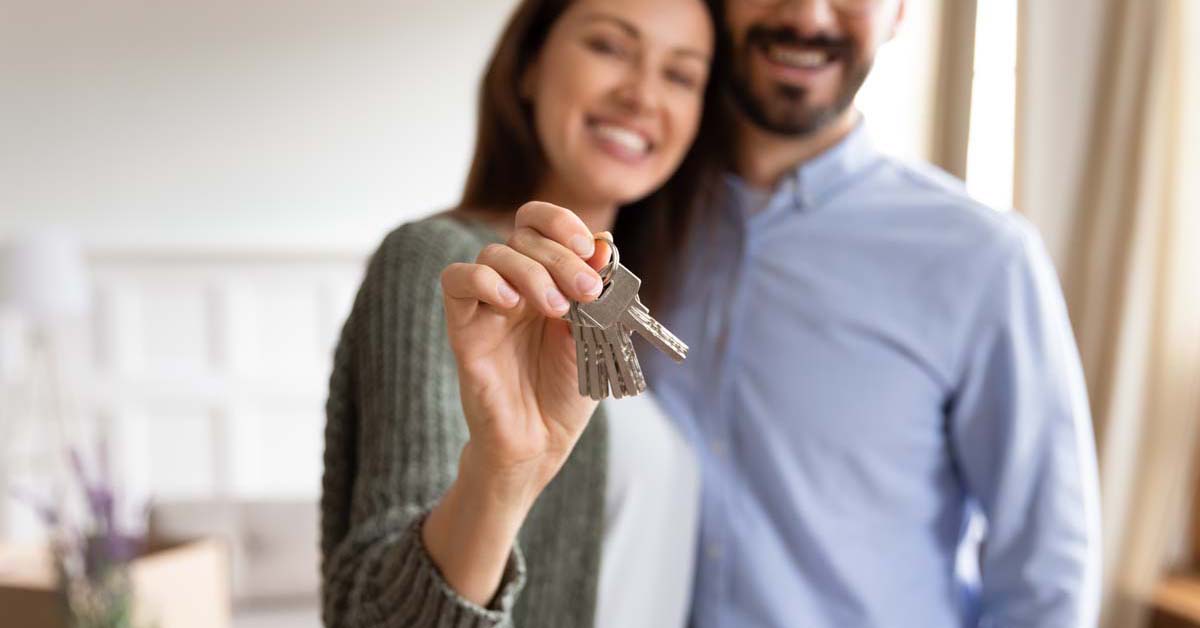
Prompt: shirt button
<box><xmin>706</xmin><ymin>543</ymin><xmax>723</xmax><ymax>561</ymax></box>
<box><xmin>711</xmin><ymin>439</ymin><xmax>728</xmax><ymax>459</ymax></box>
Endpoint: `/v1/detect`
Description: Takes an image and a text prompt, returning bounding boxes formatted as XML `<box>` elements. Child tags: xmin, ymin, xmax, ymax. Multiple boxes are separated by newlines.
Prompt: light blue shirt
<box><xmin>643</xmin><ymin>123</ymin><xmax>1102</xmax><ymax>628</ymax></box>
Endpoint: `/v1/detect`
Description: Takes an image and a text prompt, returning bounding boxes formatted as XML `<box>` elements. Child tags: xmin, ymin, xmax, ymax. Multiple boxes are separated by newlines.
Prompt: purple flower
<box><xmin>69</xmin><ymin>440</ymin><xmax>147</xmax><ymax>575</ymax></box>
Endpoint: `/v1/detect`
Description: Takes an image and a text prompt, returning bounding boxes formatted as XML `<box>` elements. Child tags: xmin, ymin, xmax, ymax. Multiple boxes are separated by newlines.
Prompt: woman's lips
<box><xmin>588</xmin><ymin>118</ymin><xmax>654</xmax><ymax>165</ymax></box>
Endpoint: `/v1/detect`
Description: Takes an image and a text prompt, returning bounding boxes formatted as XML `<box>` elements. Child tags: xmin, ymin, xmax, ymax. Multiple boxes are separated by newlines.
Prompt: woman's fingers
<box><xmin>509</xmin><ymin>227</ymin><xmax>603</xmax><ymax>303</ymax></box>
<box><xmin>514</xmin><ymin>202</ymin><xmax>596</xmax><ymax>259</ymax></box>
<box><xmin>448</xmin><ymin>204</ymin><xmax>612</xmax><ymax>324</ymax></box>
<box><xmin>441</xmin><ymin>262</ymin><xmax>520</xmax><ymax>316</ymax></box>
<box><xmin>587</xmin><ymin>232</ymin><xmax>612</xmax><ymax>272</ymax></box>
<box><xmin>476</xmin><ymin>244</ymin><xmax>571</xmax><ymax>317</ymax></box>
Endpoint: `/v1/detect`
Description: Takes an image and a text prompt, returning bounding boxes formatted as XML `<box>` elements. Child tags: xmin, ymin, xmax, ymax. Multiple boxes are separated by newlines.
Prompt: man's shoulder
<box><xmin>868</xmin><ymin>154</ymin><xmax>1029</xmax><ymax>254</ymax></box>
<box><xmin>843</xmin><ymin>154</ymin><xmax>1053</xmax><ymax>300</ymax></box>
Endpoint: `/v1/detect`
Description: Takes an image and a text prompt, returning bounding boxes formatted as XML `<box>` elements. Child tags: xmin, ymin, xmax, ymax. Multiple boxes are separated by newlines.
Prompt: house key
<box><xmin>564</xmin><ymin>234</ymin><xmax>688</xmax><ymax>400</ymax></box>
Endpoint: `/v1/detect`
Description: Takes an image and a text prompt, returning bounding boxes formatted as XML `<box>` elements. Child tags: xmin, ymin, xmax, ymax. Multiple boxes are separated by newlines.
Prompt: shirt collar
<box><xmin>724</xmin><ymin>118</ymin><xmax>879</xmax><ymax>217</ymax></box>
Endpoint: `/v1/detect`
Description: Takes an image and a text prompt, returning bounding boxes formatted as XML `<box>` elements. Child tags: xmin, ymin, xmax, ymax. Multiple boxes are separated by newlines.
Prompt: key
<box><xmin>620</xmin><ymin>325</ymin><xmax>648</xmax><ymax>391</ymax></box>
<box><xmin>568</xmin><ymin>303</ymin><xmax>609</xmax><ymax>400</ymax></box>
<box><xmin>623</xmin><ymin>296</ymin><xmax>688</xmax><ymax>363</ymax></box>
<box><xmin>565</xmin><ymin>303</ymin><xmax>593</xmax><ymax>398</ymax></box>
<box><xmin>585</xmin><ymin>323</ymin><xmax>610</xmax><ymax>400</ymax></box>
<box><xmin>576</xmin><ymin>263</ymin><xmax>689</xmax><ymax>364</ymax></box>
<box><xmin>563</xmin><ymin>235</ymin><xmax>687</xmax><ymax>399</ymax></box>
<box><xmin>598</xmin><ymin>323</ymin><xmax>641</xmax><ymax>398</ymax></box>
<box><xmin>571</xmin><ymin>305</ymin><xmax>631</xmax><ymax>400</ymax></box>
<box><xmin>575</xmin><ymin>262</ymin><xmax>641</xmax><ymax>329</ymax></box>
<box><xmin>607</xmin><ymin>322</ymin><xmax>647</xmax><ymax>396</ymax></box>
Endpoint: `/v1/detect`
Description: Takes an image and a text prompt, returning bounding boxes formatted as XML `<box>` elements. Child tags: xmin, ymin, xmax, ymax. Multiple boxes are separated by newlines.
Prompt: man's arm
<box><xmin>949</xmin><ymin>218</ymin><xmax>1102</xmax><ymax>627</ymax></box>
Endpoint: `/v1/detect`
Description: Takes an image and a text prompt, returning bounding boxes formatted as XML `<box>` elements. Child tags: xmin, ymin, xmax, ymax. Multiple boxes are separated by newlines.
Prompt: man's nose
<box><xmin>774</xmin><ymin>0</ymin><xmax>841</xmax><ymax>36</ymax></box>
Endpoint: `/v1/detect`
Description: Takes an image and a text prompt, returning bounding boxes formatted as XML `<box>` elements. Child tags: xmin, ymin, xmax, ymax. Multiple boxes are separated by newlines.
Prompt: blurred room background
<box><xmin>0</xmin><ymin>0</ymin><xmax>1196</xmax><ymax>627</ymax></box>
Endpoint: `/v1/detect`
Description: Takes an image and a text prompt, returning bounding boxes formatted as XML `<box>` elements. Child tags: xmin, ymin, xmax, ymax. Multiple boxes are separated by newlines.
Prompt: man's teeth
<box><xmin>593</xmin><ymin>124</ymin><xmax>648</xmax><ymax>155</ymax></box>
<box><xmin>769</xmin><ymin>47</ymin><xmax>831</xmax><ymax>69</ymax></box>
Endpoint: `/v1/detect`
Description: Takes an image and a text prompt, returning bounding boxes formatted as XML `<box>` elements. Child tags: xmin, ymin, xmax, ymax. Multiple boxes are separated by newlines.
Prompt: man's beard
<box><xmin>727</xmin><ymin>24</ymin><xmax>872</xmax><ymax>137</ymax></box>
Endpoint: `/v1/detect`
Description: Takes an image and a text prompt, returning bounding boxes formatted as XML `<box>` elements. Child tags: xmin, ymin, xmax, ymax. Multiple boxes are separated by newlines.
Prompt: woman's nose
<box><xmin>613</xmin><ymin>64</ymin><xmax>660</xmax><ymax>114</ymax></box>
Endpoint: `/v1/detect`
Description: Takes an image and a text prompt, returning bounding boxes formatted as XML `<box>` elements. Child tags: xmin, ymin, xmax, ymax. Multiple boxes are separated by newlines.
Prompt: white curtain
<box><xmin>1015</xmin><ymin>1</ymin><xmax>1200</xmax><ymax>626</ymax></box>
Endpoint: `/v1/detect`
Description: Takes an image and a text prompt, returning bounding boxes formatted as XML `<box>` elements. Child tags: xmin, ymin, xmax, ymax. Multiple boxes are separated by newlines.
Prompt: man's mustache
<box><xmin>745</xmin><ymin>25</ymin><xmax>852</xmax><ymax>54</ymax></box>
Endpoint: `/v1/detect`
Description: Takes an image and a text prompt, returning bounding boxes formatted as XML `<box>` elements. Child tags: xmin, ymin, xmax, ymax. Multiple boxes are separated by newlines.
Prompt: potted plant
<box><xmin>17</xmin><ymin>442</ymin><xmax>152</xmax><ymax>628</ymax></box>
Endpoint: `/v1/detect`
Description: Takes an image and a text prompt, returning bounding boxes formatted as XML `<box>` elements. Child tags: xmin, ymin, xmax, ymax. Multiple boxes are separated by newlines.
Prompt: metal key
<box><xmin>565</xmin><ymin>303</ymin><xmax>595</xmax><ymax>398</ymax></box>
<box><xmin>598</xmin><ymin>323</ymin><xmax>641</xmax><ymax>398</ymax></box>
<box><xmin>572</xmin><ymin>311</ymin><xmax>635</xmax><ymax>400</ymax></box>
<box><xmin>607</xmin><ymin>322</ymin><xmax>647</xmax><ymax>396</ymax></box>
<box><xmin>585</xmin><ymin>323</ymin><xmax>611</xmax><ymax>399</ymax></box>
<box><xmin>624</xmin><ymin>296</ymin><xmax>688</xmax><ymax>363</ymax></box>
<box><xmin>568</xmin><ymin>302</ymin><xmax>614</xmax><ymax>400</ymax></box>
<box><xmin>576</xmin><ymin>263</ymin><xmax>689</xmax><ymax>364</ymax></box>
<box><xmin>563</xmin><ymin>235</ymin><xmax>688</xmax><ymax>399</ymax></box>
<box><xmin>575</xmin><ymin>262</ymin><xmax>641</xmax><ymax>329</ymax></box>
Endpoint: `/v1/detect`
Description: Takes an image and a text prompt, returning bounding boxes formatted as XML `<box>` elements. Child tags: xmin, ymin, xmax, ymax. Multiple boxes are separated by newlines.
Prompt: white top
<box><xmin>594</xmin><ymin>392</ymin><xmax>700</xmax><ymax>628</ymax></box>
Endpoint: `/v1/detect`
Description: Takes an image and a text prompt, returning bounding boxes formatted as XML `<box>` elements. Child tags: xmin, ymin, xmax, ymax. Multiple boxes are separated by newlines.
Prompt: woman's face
<box><xmin>525</xmin><ymin>0</ymin><xmax>713</xmax><ymax>207</ymax></box>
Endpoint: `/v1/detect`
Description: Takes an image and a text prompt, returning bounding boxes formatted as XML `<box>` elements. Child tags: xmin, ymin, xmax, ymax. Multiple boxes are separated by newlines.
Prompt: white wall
<box><xmin>857</xmin><ymin>0</ymin><xmax>943</xmax><ymax>163</ymax></box>
<box><xmin>0</xmin><ymin>0</ymin><xmax>520</xmax><ymax>252</ymax></box>
<box><xmin>0</xmin><ymin>0</ymin><xmax>943</xmax><ymax>255</ymax></box>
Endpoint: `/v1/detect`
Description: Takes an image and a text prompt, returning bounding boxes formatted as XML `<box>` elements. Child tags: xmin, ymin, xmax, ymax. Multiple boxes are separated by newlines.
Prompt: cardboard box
<box><xmin>0</xmin><ymin>538</ymin><xmax>231</xmax><ymax>628</ymax></box>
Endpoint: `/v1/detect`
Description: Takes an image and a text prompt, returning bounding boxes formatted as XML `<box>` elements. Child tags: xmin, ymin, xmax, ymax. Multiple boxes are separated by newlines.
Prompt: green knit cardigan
<box><xmin>320</xmin><ymin>215</ymin><xmax>610</xmax><ymax>628</ymax></box>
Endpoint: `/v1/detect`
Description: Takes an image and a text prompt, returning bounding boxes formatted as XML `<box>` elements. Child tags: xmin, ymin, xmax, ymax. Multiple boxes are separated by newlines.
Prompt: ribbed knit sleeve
<box><xmin>320</xmin><ymin>218</ymin><xmax>525</xmax><ymax>628</ymax></box>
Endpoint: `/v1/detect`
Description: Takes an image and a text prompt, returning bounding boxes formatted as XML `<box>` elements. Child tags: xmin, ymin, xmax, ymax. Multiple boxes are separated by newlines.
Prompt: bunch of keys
<box><xmin>563</xmin><ymin>233</ymin><xmax>688</xmax><ymax>400</ymax></box>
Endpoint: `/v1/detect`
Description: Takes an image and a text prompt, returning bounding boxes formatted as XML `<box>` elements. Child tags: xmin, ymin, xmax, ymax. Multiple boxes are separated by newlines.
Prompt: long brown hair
<box><xmin>459</xmin><ymin>0</ymin><xmax>729</xmax><ymax>312</ymax></box>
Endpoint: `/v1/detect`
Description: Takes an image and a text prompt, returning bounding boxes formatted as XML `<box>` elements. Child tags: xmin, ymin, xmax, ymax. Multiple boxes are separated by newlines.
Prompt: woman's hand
<box><xmin>442</xmin><ymin>201</ymin><xmax>610</xmax><ymax>498</ymax></box>
<box><xmin>423</xmin><ymin>201</ymin><xmax>610</xmax><ymax>605</ymax></box>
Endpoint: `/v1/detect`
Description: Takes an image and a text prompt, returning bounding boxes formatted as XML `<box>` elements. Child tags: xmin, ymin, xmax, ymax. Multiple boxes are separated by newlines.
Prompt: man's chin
<box><xmin>753</xmin><ymin>100</ymin><xmax>847</xmax><ymax>137</ymax></box>
<box><xmin>731</xmin><ymin>56</ymin><xmax>870</xmax><ymax>137</ymax></box>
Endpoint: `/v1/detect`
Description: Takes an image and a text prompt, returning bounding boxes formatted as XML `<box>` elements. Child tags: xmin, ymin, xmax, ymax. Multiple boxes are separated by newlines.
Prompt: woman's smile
<box><xmin>586</xmin><ymin>115</ymin><xmax>656</xmax><ymax>164</ymax></box>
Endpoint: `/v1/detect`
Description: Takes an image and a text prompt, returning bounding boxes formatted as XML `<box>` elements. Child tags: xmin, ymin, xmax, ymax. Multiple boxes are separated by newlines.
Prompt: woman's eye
<box><xmin>665</xmin><ymin>69</ymin><xmax>700</xmax><ymax>90</ymax></box>
<box><xmin>585</xmin><ymin>37</ymin><xmax>627</xmax><ymax>59</ymax></box>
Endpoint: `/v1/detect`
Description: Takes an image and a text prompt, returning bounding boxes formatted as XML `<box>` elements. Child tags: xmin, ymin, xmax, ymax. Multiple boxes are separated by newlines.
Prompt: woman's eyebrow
<box><xmin>581</xmin><ymin>12</ymin><xmax>711</xmax><ymax>62</ymax></box>
<box><xmin>671</xmin><ymin>47</ymin><xmax>711</xmax><ymax>63</ymax></box>
<box><xmin>580</xmin><ymin>12</ymin><xmax>641</xmax><ymax>38</ymax></box>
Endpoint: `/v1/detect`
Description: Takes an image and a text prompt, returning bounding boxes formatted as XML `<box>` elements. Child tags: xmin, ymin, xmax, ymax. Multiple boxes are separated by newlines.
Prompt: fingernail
<box><xmin>575</xmin><ymin>271</ymin><xmax>601</xmax><ymax>297</ymax></box>
<box><xmin>546</xmin><ymin>287</ymin><xmax>569</xmax><ymax>313</ymax></box>
<box><xmin>497</xmin><ymin>281</ymin><xmax>519</xmax><ymax>305</ymax></box>
<box><xmin>569</xmin><ymin>235</ymin><xmax>595</xmax><ymax>258</ymax></box>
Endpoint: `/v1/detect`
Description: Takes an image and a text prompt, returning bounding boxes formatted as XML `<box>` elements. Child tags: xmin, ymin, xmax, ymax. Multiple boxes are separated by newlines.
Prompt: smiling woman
<box><xmin>460</xmin><ymin>0</ymin><xmax>725</xmax><ymax>312</ymax></box>
<box><xmin>319</xmin><ymin>1</ymin><xmax>725</xmax><ymax>627</ymax></box>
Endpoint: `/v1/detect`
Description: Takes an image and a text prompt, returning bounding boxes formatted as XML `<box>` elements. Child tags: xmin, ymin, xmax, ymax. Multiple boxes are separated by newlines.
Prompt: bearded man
<box><xmin>643</xmin><ymin>1</ymin><xmax>1102</xmax><ymax>626</ymax></box>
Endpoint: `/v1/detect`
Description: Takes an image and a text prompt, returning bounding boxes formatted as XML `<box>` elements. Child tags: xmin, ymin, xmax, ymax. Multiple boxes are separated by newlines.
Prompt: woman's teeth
<box><xmin>593</xmin><ymin>124</ymin><xmax>649</xmax><ymax>155</ymax></box>
<box><xmin>769</xmin><ymin>47</ymin><xmax>832</xmax><ymax>69</ymax></box>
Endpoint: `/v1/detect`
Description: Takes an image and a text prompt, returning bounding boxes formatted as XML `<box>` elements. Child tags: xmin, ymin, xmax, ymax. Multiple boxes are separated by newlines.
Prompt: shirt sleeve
<box><xmin>948</xmin><ymin>218</ymin><xmax>1102</xmax><ymax>628</ymax></box>
<box><xmin>320</xmin><ymin>220</ymin><xmax>526</xmax><ymax>628</ymax></box>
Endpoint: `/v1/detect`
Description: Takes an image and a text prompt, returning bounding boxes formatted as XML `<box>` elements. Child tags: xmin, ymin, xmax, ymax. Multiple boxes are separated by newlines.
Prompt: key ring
<box><xmin>595</xmin><ymin>232</ymin><xmax>619</xmax><ymax>285</ymax></box>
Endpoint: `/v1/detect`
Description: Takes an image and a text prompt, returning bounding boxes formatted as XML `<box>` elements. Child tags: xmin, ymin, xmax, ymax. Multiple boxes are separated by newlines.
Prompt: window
<box><xmin>964</xmin><ymin>0</ymin><xmax>1019</xmax><ymax>211</ymax></box>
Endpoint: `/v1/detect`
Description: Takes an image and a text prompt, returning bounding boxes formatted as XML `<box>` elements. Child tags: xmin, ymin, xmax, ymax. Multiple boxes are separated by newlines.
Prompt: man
<box><xmin>643</xmin><ymin>0</ymin><xmax>1102</xmax><ymax>626</ymax></box>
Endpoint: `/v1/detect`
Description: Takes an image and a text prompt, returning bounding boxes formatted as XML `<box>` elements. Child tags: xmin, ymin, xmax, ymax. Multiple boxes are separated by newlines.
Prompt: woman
<box><xmin>321</xmin><ymin>0</ymin><xmax>725</xmax><ymax>625</ymax></box>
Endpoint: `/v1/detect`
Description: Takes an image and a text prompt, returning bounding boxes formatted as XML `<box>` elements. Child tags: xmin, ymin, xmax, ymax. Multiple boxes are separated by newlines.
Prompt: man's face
<box><xmin>722</xmin><ymin>0</ymin><xmax>903</xmax><ymax>136</ymax></box>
